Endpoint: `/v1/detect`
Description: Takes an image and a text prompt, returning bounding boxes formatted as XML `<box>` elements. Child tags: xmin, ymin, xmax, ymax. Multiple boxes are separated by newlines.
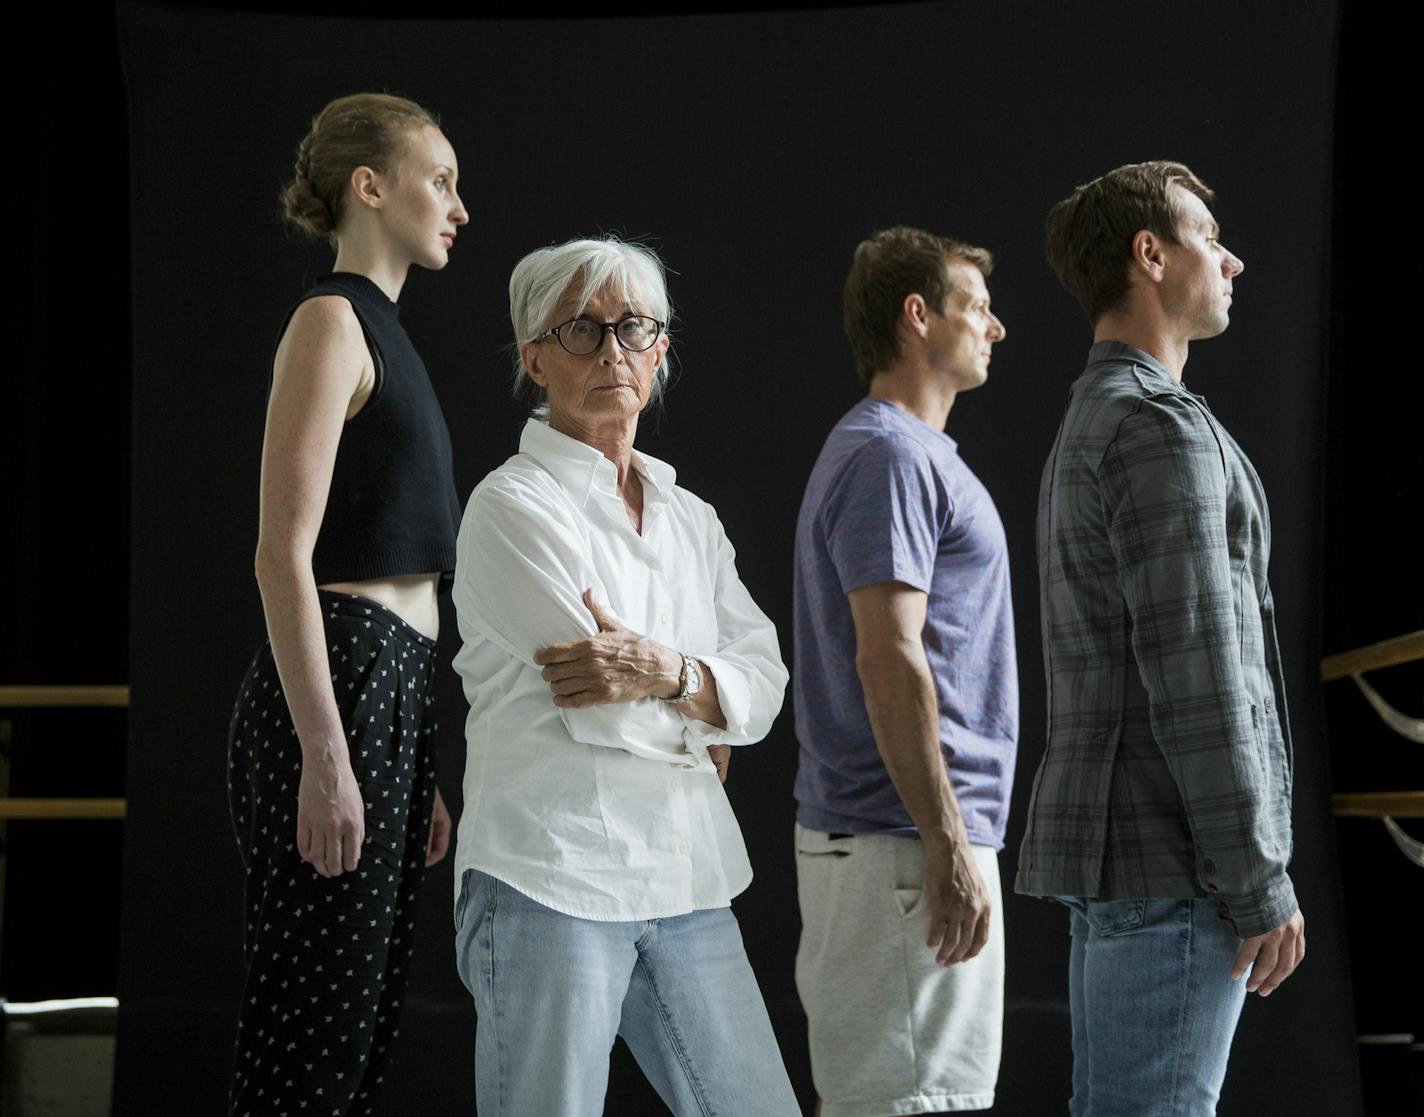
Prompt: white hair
<box><xmin>508</xmin><ymin>235</ymin><xmax>674</xmax><ymax>412</ymax></box>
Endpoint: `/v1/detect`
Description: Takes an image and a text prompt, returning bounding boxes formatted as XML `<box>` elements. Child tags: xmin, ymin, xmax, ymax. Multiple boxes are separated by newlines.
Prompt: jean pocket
<box><xmin>453</xmin><ymin>868</ymin><xmax>472</xmax><ymax>935</ymax></box>
<box><xmin>454</xmin><ymin>868</ymin><xmax>496</xmax><ymax>935</ymax></box>
<box><xmin>1083</xmin><ymin>898</ymin><xmax>1146</xmax><ymax>936</ymax></box>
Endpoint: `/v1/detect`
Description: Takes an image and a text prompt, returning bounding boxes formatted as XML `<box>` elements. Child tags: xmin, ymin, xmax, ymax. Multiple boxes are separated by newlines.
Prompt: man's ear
<box><xmin>902</xmin><ymin>292</ymin><xmax>931</xmax><ymax>339</ymax></box>
<box><xmin>1130</xmin><ymin>229</ymin><xmax>1168</xmax><ymax>285</ymax></box>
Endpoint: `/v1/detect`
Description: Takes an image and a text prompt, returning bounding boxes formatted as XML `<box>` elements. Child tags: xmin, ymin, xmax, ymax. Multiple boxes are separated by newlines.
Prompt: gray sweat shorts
<box><xmin>794</xmin><ymin>823</ymin><xmax>1004</xmax><ymax>1116</ymax></box>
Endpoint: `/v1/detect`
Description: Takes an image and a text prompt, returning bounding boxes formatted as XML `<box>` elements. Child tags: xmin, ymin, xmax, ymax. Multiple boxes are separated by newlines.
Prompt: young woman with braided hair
<box><xmin>226</xmin><ymin>92</ymin><xmax>467</xmax><ymax>1115</ymax></box>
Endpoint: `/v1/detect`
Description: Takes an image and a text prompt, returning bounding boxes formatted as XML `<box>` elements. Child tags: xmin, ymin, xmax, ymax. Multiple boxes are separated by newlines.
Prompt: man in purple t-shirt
<box><xmin>792</xmin><ymin>227</ymin><xmax>1016</xmax><ymax>1116</ymax></box>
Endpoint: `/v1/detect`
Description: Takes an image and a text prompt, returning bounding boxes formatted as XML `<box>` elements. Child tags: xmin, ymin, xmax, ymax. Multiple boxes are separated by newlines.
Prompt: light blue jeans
<box><xmin>1060</xmin><ymin>897</ymin><xmax>1248</xmax><ymax>1117</ymax></box>
<box><xmin>454</xmin><ymin>869</ymin><xmax>801</xmax><ymax>1116</ymax></box>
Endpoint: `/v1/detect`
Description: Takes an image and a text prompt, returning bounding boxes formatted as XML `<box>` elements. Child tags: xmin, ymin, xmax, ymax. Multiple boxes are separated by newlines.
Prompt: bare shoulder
<box><xmin>272</xmin><ymin>295</ymin><xmax>369</xmax><ymax>398</ymax></box>
<box><xmin>280</xmin><ymin>294</ymin><xmax>364</xmax><ymax>352</ymax></box>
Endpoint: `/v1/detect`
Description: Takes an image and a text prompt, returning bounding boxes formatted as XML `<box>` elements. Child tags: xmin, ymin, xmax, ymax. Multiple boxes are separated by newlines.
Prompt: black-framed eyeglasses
<box><xmin>535</xmin><ymin>315</ymin><xmax>665</xmax><ymax>356</ymax></box>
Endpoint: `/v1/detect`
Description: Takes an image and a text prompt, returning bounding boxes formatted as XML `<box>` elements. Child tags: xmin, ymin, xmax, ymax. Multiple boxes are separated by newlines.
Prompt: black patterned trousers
<box><xmin>226</xmin><ymin>590</ymin><xmax>437</xmax><ymax>1116</ymax></box>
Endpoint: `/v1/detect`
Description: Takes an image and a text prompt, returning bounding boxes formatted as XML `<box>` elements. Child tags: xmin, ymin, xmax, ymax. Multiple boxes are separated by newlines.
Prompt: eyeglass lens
<box><xmin>557</xmin><ymin>316</ymin><xmax>660</xmax><ymax>355</ymax></box>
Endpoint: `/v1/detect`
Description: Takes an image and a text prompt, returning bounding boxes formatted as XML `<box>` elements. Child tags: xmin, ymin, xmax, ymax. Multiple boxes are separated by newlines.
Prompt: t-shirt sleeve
<box><xmin>822</xmin><ymin>434</ymin><xmax>946</xmax><ymax>595</ymax></box>
<box><xmin>679</xmin><ymin>506</ymin><xmax>788</xmax><ymax>749</ymax></box>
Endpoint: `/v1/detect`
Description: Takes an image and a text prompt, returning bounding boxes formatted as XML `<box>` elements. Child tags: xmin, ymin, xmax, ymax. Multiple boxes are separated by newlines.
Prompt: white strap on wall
<box><xmin>1383</xmin><ymin>817</ymin><xmax>1424</xmax><ymax>869</ymax></box>
<box><xmin>1352</xmin><ymin>673</ymin><xmax>1424</xmax><ymax>743</ymax></box>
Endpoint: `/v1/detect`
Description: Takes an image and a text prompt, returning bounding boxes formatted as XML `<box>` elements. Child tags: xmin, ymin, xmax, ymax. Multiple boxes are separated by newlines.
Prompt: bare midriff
<box><xmin>318</xmin><ymin>571</ymin><xmax>441</xmax><ymax>640</ymax></box>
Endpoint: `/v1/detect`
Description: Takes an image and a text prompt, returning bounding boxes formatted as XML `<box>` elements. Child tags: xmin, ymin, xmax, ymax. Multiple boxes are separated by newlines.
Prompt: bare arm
<box><xmin>425</xmin><ymin>786</ymin><xmax>453</xmax><ymax>865</ymax></box>
<box><xmin>255</xmin><ymin>296</ymin><xmax>373</xmax><ymax>878</ymax></box>
<box><xmin>848</xmin><ymin>581</ymin><xmax>991</xmax><ymax>966</ymax></box>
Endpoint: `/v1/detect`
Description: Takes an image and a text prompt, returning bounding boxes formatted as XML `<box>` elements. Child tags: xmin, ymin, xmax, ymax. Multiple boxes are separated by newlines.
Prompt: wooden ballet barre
<box><xmin>1321</xmin><ymin>631</ymin><xmax>1424</xmax><ymax>682</ymax></box>
<box><xmin>0</xmin><ymin>798</ymin><xmax>127</xmax><ymax>820</ymax></box>
<box><xmin>0</xmin><ymin>685</ymin><xmax>130</xmax><ymax>708</ymax></box>
<box><xmin>1333</xmin><ymin>791</ymin><xmax>1424</xmax><ymax>819</ymax></box>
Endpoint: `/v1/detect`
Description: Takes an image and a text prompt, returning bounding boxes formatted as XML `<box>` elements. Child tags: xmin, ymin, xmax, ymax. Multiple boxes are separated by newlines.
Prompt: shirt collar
<box><xmin>1085</xmin><ymin>340</ymin><xmax>1214</xmax><ymax>406</ymax></box>
<box><xmin>1083</xmin><ymin>340</ymin><xmax>1181</xmax><ymax>385</ymax></box>
<box><xmin>518</xmin><ymin>418</ymin><xmax>677</xmax><ymax>507</ymax></box>
<box><xmin>860</xmin><ymin>397</ymin><xmax>958</xmax><ymax>454</ymax></box>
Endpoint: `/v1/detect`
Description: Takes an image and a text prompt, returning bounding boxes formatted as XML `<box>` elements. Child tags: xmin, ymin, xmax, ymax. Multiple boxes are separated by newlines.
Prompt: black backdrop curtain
<box><xmin>111</xmin><ymin>2</ymin><xmax>1361</xmax><ymax>1113</ymax></box>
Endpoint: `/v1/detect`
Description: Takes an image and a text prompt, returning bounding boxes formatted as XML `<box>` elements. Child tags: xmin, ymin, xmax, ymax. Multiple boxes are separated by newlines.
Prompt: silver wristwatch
<box><xmin>666</xmin><ymin>652</ymin><xmax>702</xmax><ymax>704</ymax></box>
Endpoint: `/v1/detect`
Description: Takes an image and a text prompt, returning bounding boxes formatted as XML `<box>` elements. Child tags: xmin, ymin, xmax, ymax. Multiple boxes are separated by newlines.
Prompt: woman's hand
<box><xmin>709</xmin><ymin>744</ymin><xmax>731</xmax><ymax>783</ymax></box>
<box><xmin>534</xmin><ymin>590</ymin><xmax>682</xmax><ymax>707</ymax></box>
<box><xmin>425</xmin><ymin>785</ymin><xmax>452</xmax><ymax>867</ymax></box>
<box><xmin>296</xmin><ymin>747</ymin><xmax>365</xmax><ymax>877</ymax></box>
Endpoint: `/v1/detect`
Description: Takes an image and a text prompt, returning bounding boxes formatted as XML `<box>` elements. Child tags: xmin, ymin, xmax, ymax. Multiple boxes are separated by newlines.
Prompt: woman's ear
<box><xmin>519</xmin><ymin>343</ymin><xmax>546</xmax><ymax>386</ymax></box>
<box><xmin>347</xmin><ymin>165</ymin><xmax>384</xmax><ymax>213</ymax></box>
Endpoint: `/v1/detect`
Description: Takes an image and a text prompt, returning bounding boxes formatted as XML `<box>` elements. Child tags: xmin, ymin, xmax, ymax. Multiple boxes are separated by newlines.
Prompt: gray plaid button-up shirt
<box><xmin>1015</xmin><ymin>341</ymin><xmax>1297</xmax><ymax>939</ymax></box>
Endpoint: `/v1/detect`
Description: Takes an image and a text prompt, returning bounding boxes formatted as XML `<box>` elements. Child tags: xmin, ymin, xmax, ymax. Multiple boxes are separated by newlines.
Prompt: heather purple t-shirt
<box><xmin>793</xmin><ymin>398</ymin><xmax>1018</xmax><ymax>848</ymax></box>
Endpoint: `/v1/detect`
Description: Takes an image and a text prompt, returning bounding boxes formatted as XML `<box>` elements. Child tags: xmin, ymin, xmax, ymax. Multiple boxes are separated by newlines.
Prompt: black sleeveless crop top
<box><xmin>272</xmin><ymin>272</ymin><xmax>461</xmax><ymax>588</ymax></box>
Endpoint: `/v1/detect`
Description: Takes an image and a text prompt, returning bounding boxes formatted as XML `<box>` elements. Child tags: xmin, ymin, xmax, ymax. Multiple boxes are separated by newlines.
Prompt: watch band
<box><xmin>666</xmin><ymin>652</ymin><xmax>702</xmax><ymax>703</ymax></box>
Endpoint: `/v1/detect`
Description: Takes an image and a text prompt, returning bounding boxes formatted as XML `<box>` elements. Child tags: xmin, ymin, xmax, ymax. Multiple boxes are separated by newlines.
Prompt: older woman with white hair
<box><xmin>449</xmin><ymin>236</ymin><xmax>800</xmax><ymax>1113</ymax></box>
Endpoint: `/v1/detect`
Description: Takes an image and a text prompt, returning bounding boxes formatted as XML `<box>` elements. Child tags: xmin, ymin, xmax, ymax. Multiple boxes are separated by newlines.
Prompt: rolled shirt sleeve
<box><xmin>681</xmin><ymin>513</ymin><xmax>788</xmax><ymax>748</ymax></box>
<box><xmin>455</xmin><ymin>479</ymin><xmax>700</xmax><ymax>768</ymax></box>
<box><xmin>1101</xmin><ymin>396</ymin><xmax>1297</xmax><ymax>938</ymax></box>
<box><xmin>451</xmin><ymin>420</ymin><xmax>781</xmax><ymax>920</ymax></box>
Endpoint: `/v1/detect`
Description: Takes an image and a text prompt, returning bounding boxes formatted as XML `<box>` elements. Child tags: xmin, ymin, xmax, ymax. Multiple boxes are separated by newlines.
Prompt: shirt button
<box><xmin>669</xmin><ymin>775</ymin><xmax>680</xmax><ymax>788</ymax></box>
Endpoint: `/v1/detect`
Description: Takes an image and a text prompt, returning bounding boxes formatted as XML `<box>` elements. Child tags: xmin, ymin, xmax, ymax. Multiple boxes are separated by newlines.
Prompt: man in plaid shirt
<box><xmin>1015</xmin><ymin>161</ymin><xmax>1306</xmax><ymax>1116</ymax></box>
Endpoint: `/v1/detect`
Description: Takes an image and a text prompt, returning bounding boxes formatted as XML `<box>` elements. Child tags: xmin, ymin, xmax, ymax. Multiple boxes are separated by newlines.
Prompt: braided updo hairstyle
<box><xmin>281</xmin><ymin>93</ymin><xmax>441</xmax><ymax>243</ymax></box>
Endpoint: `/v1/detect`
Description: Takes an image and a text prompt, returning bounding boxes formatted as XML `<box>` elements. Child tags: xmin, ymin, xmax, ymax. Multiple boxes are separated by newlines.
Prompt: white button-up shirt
<box><xmin>451</xmin><ymin>419</ymin><xmax>788</xmax><ymax>921</ymax></box>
